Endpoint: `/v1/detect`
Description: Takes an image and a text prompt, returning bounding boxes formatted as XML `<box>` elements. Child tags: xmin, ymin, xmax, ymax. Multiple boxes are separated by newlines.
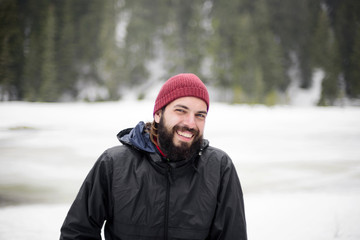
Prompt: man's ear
<box><xmin>154</xmin><ymin>110</ymin><xmax>162</xmax><ymax>123</ymax></box>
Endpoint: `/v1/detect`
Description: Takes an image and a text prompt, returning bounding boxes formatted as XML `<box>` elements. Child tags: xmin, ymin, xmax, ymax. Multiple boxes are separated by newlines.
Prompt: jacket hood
<box><xmin>117</xmin><ymin>121</ymin><xmax>209</xmax><ymax>154</ymax></box>
<box><xmin>117</xmin><ymin>121</ymin><xmax>156</xmax><ymax>153</ymax></box>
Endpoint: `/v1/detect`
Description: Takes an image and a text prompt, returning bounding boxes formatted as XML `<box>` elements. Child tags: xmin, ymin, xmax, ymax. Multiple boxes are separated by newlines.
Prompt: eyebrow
<box><xmin>174</xmin><ymin>104</ymin><xmax>208</xmax><ymax>115</ymax></box>
<box><xmin>198</xmin><ymin>110</ymin><xmax>208</xmax><ymax>115</ymax></box>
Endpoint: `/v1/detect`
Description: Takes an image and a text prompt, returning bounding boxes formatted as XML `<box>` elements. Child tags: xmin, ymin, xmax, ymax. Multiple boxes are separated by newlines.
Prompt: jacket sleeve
<box><xmin>60</xmin><ymin>151</ymin><xmax>113</xmax><ymax>240</ymax></box>
<box><xmin>208</xmin><ymin>156</ymin><xmax>247</xmax><ymax>240</ymax></box>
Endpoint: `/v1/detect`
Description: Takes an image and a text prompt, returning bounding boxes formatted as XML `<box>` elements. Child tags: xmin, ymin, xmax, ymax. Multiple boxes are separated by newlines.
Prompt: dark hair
<box><xmin>145</xmin><ymin>120</ymin><xmax>158</xmax><ymax>146</ymax></box>
<box><xmin>145</xmin><ymin>106</ymin><xmax>165</xmax><ymax>146</ymax></box>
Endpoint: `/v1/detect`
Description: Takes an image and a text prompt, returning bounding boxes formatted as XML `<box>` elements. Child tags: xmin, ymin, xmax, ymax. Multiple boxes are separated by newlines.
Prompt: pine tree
<box><xmin>318</xmin><ymin>29</ymin><xmax>341</xmax><ymax>106</ymax></box>
<box><xmin>266</xmin><ymin>0</ymin><xmax>321</xmax><ymax>89</ymax></box>
<box><xmin>348</xmin><ymin>24</ymin><xmax>360</xmax><ymax>98</ymax></box>
<box><xmin>23</xmin><ymin>0</ymin><xmax>47</xmax><ymax>101</ymax></box>
<box><xmin>39</xmin><ymin>4</ymin><xmax>57</xmax><ymax>102</ymax></box>
<box><xmin>97</xmin><ymin>0</ymin><xmax>122</xmax><ymax>100</ymax></box>
<box><xmin>210</xmin><ymin>0</ymin><xmax>259</xmax><ymax>103</ymax></box>
<box><xmin>0</xmin><ymin>0</ymin><xmax>24</xmax><ymax>100</ymax></box>
<box><xmin>233</xmin><ymin>12</ymin><xmax>259</xmax><ymax>103</ymax></box>
<box><xmin>253</xmin><ymin>0</ymin><xmax>286</xmax><ymax>104</ymax></box>
<box><xmin>56</xmin><ymin>0</ymin><xmax>77</xmax><ymax>99</ymax></box>
<box><xmin>329</xmin><ymin>0</ymin><xmax>360</xmax><ymax>99</ymax></box>
<box><xmin>162</xmin><ymin>1</ymin><xmax>206</xmax><ymax>75</ymax></box>
<box><xmin>311</xmin><ymin>7</ymin><xmax>330</xmax><ymax>68</ymax></box>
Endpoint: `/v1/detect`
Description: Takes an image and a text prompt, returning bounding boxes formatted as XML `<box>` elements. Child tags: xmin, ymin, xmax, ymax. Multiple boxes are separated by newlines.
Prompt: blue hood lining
<box><xmin>117</xmin><ymin>121</ymin><xmax>156</xmax><ymax>153</ymax></box>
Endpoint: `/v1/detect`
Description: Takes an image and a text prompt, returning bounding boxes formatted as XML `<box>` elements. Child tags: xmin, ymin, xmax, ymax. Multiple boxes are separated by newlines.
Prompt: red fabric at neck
<box><xmin>154</xmin><ymin>136</ymin><xmax>167</xmax><ymax>158</ymax></box>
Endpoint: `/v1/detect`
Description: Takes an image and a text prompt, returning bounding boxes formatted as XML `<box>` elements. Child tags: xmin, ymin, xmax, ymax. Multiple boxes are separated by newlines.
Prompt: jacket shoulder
<box><xmin>203</xmin><ymin>145</ymin><xmax>232</xmax><ymax>162</ymax></box>
<box><xmin>104</xmin><ymin>145</ymin><xmax>131</xmax><ymax>156</ymax></box>
<box><xmin>201</xmin><ymin>145</ymin><xmax>236</xmax><ymax>173</ymax></box>
<box><xmin>98</xmin><ymin>145</ymin><xmax>142</xmax><ymax>164</ymax></box>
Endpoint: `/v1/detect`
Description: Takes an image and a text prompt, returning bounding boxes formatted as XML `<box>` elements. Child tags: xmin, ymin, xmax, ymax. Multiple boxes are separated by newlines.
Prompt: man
<box><xmin>60</xmin><ymin>73</ymin><xmax>247</xmax><ymax>240</ymax></box>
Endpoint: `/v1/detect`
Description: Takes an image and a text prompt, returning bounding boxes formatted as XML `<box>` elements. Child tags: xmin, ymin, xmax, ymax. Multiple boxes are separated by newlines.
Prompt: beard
<box><xmin>157</xmin><ymin>116</ymin><xmax>203</xmax><ymax>162</ymax></box>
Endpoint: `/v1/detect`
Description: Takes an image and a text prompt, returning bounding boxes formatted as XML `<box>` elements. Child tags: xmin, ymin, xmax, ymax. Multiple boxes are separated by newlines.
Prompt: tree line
<box><xmin>0</xmin><ymin>0</ymin><xmax>359</xmax><ymax>105</ymax></box>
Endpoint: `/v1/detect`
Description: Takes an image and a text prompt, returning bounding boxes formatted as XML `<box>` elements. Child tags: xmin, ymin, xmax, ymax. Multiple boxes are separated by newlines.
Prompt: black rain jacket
<box><xmin>60</xmin><ymin>121</ymin><xmax>247</xmax><ymax>240</ymax></box>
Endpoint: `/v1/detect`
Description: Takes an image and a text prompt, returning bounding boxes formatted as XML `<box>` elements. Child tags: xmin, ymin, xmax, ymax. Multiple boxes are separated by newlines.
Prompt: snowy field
<box><xmin>0</xmin><ymin>101</ymin><xmax>360</xmax><ymax>240</ymax></box>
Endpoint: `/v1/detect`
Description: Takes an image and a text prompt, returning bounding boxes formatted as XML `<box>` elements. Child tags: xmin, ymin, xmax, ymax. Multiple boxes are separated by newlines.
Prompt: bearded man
<box><xmin>60</xmin><ymin>73</ymin><xmax>247</xmax><ymax>240</ymax></box>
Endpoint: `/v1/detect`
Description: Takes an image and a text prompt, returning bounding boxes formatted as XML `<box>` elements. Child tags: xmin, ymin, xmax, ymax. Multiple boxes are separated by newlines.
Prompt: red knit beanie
<box><xmin>153</xmin><ymin>73</ymin><xmax>209</xmax><ymax>115</ymax></box>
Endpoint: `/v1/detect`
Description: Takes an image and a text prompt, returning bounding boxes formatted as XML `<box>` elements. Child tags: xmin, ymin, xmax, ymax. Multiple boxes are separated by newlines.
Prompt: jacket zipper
<box><xmin>164</xmin><ymin>166</ymin><xmax>171</xmax><ymax>240</ymax></box>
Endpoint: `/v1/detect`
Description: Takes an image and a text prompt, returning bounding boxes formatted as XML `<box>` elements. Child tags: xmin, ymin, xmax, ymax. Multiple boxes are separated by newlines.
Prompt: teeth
<box><xmin>177</xmin><ymin>131</ymin><xmax>192</xmax><ymax>138</ymax></box>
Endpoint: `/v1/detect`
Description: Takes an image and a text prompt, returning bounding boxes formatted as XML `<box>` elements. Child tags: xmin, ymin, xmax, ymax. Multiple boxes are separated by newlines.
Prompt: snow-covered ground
<box><xmin>0</xmin><ymin>101</ymin><xmax>360</xmax><ymax>240</ymax></box>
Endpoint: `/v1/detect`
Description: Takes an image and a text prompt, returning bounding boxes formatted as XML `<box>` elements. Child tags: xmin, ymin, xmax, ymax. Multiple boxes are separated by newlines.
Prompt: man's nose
<box><xmin>183</xmin><ymin>114</ymin><xmax>196</xmax><ymax>129</ymax></box>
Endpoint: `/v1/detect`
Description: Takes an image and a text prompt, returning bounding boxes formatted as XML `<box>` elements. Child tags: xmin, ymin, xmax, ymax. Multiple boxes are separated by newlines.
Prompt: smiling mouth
<box><xmin>176</xmin><ymin>130</ymin><xmax>194</xmax><ymax>139</ymax></box>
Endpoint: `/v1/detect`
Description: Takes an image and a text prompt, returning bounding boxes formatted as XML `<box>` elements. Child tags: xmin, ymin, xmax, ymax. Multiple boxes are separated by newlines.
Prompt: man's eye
<box><xmin>196</xmin><ymin>113</ymin><xmax>206</xmax><ymax>119</ymax></box>
<box><xmin>175</xmin><ymin>109</ymin><xmax>185</xmax><ymax>113</ymax></box>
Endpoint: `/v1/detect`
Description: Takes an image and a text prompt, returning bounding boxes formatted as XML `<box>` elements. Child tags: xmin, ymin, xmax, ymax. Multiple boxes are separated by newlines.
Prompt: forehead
<box><xmin>167</xmin><ymin>96</ymin><xmax>208</xmax><ymax>112</ymax></box>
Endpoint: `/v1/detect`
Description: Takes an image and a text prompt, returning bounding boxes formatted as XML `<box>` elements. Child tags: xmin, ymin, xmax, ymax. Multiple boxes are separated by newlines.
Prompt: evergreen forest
<box><xmin>0</xmin><ymin>0</ymin><xmax>359</xmax><ymax>105</ymax></box>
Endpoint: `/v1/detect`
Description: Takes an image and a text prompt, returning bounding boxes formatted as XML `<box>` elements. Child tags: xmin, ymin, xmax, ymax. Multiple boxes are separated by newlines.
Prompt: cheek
<box><xmin>165</xmin><ymin>116</ymin><xmax>181</xmax><ymax>129</ymax></box>
<box><xmin>199</xmin><ymin>125</ymin><xmax>205</xmax><ymax>135</ymax></box>
<box><xmin>195</xmin><ymin>121</ymin><xmax>205</xmax><ymax>134</ymax></box>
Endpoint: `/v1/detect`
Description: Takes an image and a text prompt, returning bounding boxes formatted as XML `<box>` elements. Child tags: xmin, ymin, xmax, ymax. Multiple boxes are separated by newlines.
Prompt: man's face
<box><xmin>154</xmin><ymin>96</ymin><xmax>208</xmax><ymax>160</ymax></box>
